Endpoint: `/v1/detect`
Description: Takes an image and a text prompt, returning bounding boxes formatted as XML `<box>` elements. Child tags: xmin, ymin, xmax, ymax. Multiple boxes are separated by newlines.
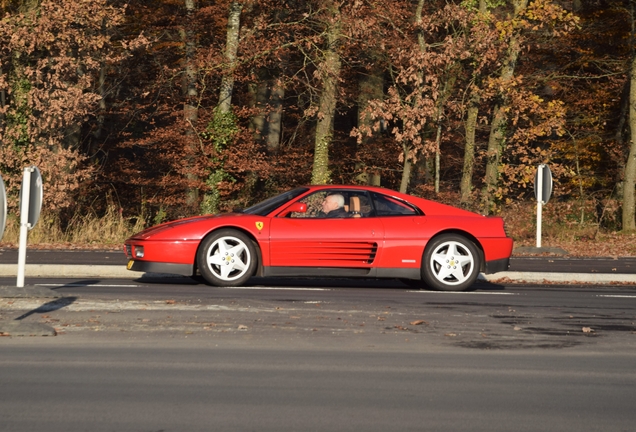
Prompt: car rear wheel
<box><xmin>197</xmin><ymin>229</ymin><xmax>257</xmax><ymax>287</ymax></box>
<box><xmin>422</xmin><ymin>234</ymin><xmax>480</xmax><ymax>291</ymax></box>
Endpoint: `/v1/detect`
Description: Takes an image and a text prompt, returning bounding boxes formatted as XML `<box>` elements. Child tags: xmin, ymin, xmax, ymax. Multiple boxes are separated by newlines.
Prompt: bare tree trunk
<box><xmin>250</xmin><ymin>68</ymin><xmax>285</xmax><ymax>155</ymax></box>
<box><xmin>619</xmin><ymin>2</ymin><xmax>636</xmax><ymax>232</ymax></box>
<box><xmin>623</xmin><ymin>8</ymin><xmax>636</xmax><ymax>231</ymax></box>
<box><xmin>434</xmin><ymin>123</ymin><xmax>441</xmax><ymax>193</ymax></box>
<box><xmin>397</xmin><ymin>0</ymin><xmax>425</xmax><ymax>193</ymax></box>
<box><xmin>95</xmin><ymin>60</ymin><xmax>107</xmax><ymax>140</ymax></box>
<box><xmin>482</xmin><ymin>103</ymin><xmax>506</xmax><ymax>211</ymax></box>
<box><xmin>460</xmin><ymin>3</ymin><xmax>488</xmax><ymax>207</ymax></box>
<box><xmin>0</xmin><ymin>85</ymin><xmax>4</xmax><ymax>126</ymax></box>
<box><xmin>431</xmin><ymin>75</ymin><xmax>456</xmax><ymax>194</ymax></box>
<box><xmin>182</xmin><ymin>0</ymin><xmax>199</xmax><ymax>206</ymax></box>
<box><xmin>248</xmin><ymin>72</ymin><xmax>267</xmax><ymax>141</ymax></box>
<box><xmin>481</xmin><ymin>0</ymin><xmax>527</xmax><ymax>214</ymax></box>
<box><xmin>87</xmin><ymin>17</ymin><xmax>108</xmax><ymax>162</ymax></box>
<box><xmin>183</xmin><ymin>0</ymin><xmax>198</xmax><ymax>120</ymax></box>
<box><xmin>400</xmin><ymin>144</ymin><xmax>412</xmax><ymax>194</ymax></box>
<box><xmin>356</xmin><ymin>65</ymin><xmax>384</xmax><ymax>184</ymax></box>
<box><xmin>311</xmin><ymin>1</ymin><xmax>341</xmax><ymax>185</ymax></box>
<box><xmin>416</xmin><ymin>0</ymin><xmax>425</xmax><ymax>51</ymax></box>
<box><xmin>266</xmin><ymin>78</ymin><xmax>284</xmax><ymax>154</ymax></box>
<box><xmin>218</xmin><ymin>1</ymin><xmax>242</xmax><ymax>113</ymax></box>
<box><xmin>460</xmin><ymin>104</ymin><xmax>478</xmax><ymax>206</ymax></box>
<box><xmin>410</xmin><ymin>0</ymin><xmax>453</xmax><ymax>194</ymax></box>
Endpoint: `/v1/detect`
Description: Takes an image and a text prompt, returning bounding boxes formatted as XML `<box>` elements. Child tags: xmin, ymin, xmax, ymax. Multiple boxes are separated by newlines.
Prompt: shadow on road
<box><xmin>128</xmin><ymin>274</ymin><xmax>509</xmax><ymax>292</ymax></box>
<box><xmin>14</xmin><ymin>296</ymin><xmax>77</xmax><ymax>321</ymax></box>
<box><xmin>10</xmin><ymin>279</ymin><xmax>96</xmax><ymax>320</ymax></box>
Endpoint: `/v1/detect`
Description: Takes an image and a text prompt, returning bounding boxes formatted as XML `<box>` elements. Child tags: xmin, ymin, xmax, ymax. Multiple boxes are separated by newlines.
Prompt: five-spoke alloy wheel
<box><xmin>197</xmin><ymin>229</ymin><xmax>257</xmax><ymax>286</ymax></box>
<box><xmin>422</xmin><ymin>234</ymin><xmax>481</xmax><ymax>291</ymax></box>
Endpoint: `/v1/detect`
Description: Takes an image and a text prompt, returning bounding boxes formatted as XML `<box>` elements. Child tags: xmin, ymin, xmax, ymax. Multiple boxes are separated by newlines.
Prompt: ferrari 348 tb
<box><xmin>124</xmin><ymin>185</ymin><xmax>513</xmax><ymax>291</ymax></box>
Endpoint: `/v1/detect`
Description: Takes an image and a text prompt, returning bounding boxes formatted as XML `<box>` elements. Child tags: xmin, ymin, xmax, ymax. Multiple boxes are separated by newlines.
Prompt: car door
<box><xmin>268</xmin><ymin>190</ymin><xmax>384</xmax><ymax>268</ymax></box>
<box><xmin>369</xmin><ymin>192</ymin><xmax>429</xmax><ymax>270</ymax></box>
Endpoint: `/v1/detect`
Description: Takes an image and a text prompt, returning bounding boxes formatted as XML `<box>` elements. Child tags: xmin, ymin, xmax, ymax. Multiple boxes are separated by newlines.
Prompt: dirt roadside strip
<box><xmin>0</xmin><ymin>263</ymin><xmax>633</xmax><ymax>284</ymax></box>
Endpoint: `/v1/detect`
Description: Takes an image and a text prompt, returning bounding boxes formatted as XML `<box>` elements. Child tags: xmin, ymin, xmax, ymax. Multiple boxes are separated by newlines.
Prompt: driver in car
<box><xmin>321</xmin><ymin>194</ymin><xmax>348</xmax><ymax>218</ymax></box>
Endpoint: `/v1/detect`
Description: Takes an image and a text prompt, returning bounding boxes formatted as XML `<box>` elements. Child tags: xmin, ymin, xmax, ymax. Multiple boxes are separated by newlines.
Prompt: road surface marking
<box><xmin>227</xmin><ymin>287</ymin><xmax>332</xmax><ymax>291</ymax></box>
<box><xmin>597</xmin><ymin>295</ymin><xmax>636</xmax><ymax>299</ymax></box>
<box><xmin>408</xmin><ymin>291</ymin><xmax>518</xmax><ymax>295</ymax></box>
<box><xmin>37</xmin><ymin>283</ymin><xmax>141</xmax><ymax>288</ymax></box>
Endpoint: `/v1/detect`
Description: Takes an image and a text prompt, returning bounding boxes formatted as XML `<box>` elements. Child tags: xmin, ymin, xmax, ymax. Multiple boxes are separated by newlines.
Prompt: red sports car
<box><xmin>124</xmin><ymin>185</ymin><xmax>513</xmax><ymax>291</ymax></box>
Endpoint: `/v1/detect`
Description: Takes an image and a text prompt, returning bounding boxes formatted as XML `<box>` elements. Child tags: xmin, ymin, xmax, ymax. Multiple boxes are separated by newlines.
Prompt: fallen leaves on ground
<box><xmin>410</xmin><ymin>320</ymin><xmax>428</xmax><ymax>326</ymax></box>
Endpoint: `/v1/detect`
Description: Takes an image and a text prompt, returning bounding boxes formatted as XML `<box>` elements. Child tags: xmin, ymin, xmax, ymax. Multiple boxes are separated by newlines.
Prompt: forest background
<box><xmin>0</xmin><ymin>0</ymin><xmax>635</xmax><ymax>257</ymax></box>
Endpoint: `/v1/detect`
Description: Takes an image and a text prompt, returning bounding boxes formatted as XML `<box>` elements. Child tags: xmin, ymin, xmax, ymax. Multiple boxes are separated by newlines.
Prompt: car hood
<box><xmin>129</xmin><ymin>213</ymin><xmax>243</xmax><ymax>240</ymax></box>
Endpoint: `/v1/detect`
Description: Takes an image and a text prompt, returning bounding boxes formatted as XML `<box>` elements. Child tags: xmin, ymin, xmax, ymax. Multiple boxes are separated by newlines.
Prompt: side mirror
<box><xmin>280</xmin><ymin>202</ymin><xmax>307</xmax><ymax>217</ymax></box>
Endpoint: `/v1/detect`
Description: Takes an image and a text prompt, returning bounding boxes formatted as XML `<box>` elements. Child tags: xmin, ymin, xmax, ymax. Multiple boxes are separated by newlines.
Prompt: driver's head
<box><xmin>321</xmin><ymin>194</ymin><xmax>344</xmax><ymax>213</ymax></box>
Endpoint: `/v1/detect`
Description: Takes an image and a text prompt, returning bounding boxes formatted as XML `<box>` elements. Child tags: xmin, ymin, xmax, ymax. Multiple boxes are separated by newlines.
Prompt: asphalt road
<box><xmin>1</xmin><ymin>277</ymin><xmax>635</xmax><ymax>350</ymax></box>
<box><xmin>1</xmin><ymin>340</ymin><xmax>635</xmax><ymax>432</ymax></box>
<box><xmin>1</xmin><ymin>279</ymin><xmax>636</xmax><ymax>431</ymax></box>
<box><xmin>1</xmin><ymin>248</ymin><xmax>636</xmax><ymax>273</ymax></box>
<box><xmin>1</xmin><ymin>252</ymin><xmax>635</xmax><ymax>431</ymax></box>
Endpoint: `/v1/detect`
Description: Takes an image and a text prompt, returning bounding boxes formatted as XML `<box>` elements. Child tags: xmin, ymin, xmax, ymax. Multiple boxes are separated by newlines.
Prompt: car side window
<box><xmin>291</xmin><ymin>191</ymin><xmax>328</xmax><ymax>218</ymax></box>
<box><xmin>371</xmin><ymin>192</ymin><xmax>419</xmax><ymax>216</ymax></box>
<box><xmin>288</xmin><ymin>191</ymin><xmax>373</xmax><ymax>218</ymax></box>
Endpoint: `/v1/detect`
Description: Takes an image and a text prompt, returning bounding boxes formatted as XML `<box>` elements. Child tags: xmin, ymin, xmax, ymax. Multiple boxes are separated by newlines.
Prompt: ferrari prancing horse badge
<box><xmin>255</xmin><ymin>221</ymin><xmax>264</xmax><ymax>231</ymax></box>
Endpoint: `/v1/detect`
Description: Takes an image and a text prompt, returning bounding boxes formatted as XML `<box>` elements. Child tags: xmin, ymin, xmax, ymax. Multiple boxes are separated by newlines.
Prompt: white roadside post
<box><xmin>534</xmin><ymin>164</ymin><xmax>553</xmax><ymax>249</ymax></box>
<box><xmin>16</xmin><ymin>166</ymin><xmax>43</xmax><ymax>288</ymax></box>
<box><xmin>17</xmin><ymin>168</ymin><xmax>32</xmax><ymax>287</ymax></box>
<box><xmin>0</xmin><ymin>173</ymin><xmax>6</xmax><ymax>242</ymax></box>
<box><xmin>536</xmin><ymin>167</ymin><xmax>543</xmax><ymax>248</ymax></box>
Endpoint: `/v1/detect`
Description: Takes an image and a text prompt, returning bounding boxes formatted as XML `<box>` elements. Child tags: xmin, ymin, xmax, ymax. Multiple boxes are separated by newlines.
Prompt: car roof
<box><xmin>299</xmin><ymin>185</ymin><xmax>479</xmax><ymax>217</ymax></box>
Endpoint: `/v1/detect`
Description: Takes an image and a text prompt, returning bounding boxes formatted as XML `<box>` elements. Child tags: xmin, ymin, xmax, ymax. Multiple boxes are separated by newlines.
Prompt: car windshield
<box><xmin>241</xmin><ymin>187</ymin><xmax>310</xmax><ymax>216</ymax></box>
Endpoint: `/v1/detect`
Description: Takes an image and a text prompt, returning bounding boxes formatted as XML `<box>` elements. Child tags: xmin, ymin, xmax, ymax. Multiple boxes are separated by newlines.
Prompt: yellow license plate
<box><xmin>127</xmin><ymin>260</ymin><xmax>134</xmax><ymax>270</ymax></box>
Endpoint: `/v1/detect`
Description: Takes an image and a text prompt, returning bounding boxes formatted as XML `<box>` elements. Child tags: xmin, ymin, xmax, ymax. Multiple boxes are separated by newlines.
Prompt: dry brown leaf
<box><xmin>410</xmin><ymin>320</ymin><xmax>427</xmax><ymax>326</ymax></box>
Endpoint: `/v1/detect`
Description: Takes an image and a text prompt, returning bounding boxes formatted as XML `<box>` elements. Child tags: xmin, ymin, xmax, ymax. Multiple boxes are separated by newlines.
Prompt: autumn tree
<box><xmin>5</xmin><ymin>0</ymin><xmax>623</xmax><ymax>239</ymax></box>
<box><xmin>459</xmin><ymin>4</ymin><xmax>503</xmax><ymax>206</ymax></box>
<box><xmin>353</xmin><ymin>2</ymin><xmax>473</xmax><ymax>194</ymax></box>
<box><xmin>476</xmin><ymin>0</ymin><xmax>577</xmax><ymax>213</ymax></box>
<box><xmin>183</xmin><ymin>0</ymin><xmax>200</xmax><ymax>206</ymax></box>
<box><xmin>0</xmin><ymin>0</ymin><xmax>129</xmax><ymax>214</ymax></box>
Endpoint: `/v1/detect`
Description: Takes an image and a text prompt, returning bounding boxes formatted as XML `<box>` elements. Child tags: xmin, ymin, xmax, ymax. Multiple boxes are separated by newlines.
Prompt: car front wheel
<box><xmin>197</xmin><ymin>229</ymin><xmax>257</xmax><ymax>287</ymax></box>
<box><xmin>422</xmin><ymin>234</ymin><xmax>481</xmax><ymax>291</ymax></box>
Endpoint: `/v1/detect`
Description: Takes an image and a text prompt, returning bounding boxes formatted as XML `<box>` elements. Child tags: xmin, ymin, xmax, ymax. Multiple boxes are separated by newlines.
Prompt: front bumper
<box><xmin>127</xmin><ymin>260</ymin><xmax>194</xmax><ymax>276</ymax></box>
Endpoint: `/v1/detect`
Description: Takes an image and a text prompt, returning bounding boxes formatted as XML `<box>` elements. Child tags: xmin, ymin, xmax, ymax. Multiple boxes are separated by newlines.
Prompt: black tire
<box><xmin>422</xmin><ymin>234</ymin><xmax>481</xmax><ymax>291</ymax></box>
<box><xmin>197</xmin><ymin>229</ymin><xmax>258</xmax><ymax>287</ymax></box>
